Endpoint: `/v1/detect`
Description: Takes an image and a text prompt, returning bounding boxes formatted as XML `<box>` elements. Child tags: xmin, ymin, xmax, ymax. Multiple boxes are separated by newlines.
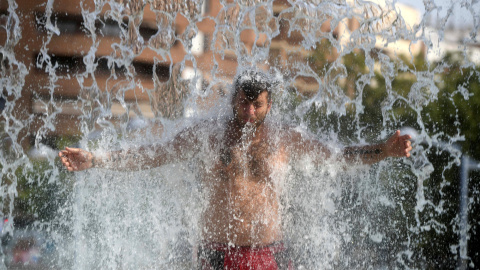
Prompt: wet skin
<box><xmin>59</xmin><ymin>89</ymin><xmax>413</xmax><ymax>247</ymax></box>
<box><xmin>201</xmin><ymin>91</ymin><xmax>286</xmax><ymax>245</ymax></box>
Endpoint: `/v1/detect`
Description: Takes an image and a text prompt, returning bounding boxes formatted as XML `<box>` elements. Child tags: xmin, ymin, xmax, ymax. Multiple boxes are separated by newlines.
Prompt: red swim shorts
<box><xmin>197</xmin><ymin>242</ymin><xmax>294</xmax><ymax>270</ymax></box>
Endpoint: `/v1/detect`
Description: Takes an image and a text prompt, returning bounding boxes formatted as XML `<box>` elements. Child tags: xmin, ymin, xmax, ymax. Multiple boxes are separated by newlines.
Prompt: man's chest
<box><xmin>219</xmin><ymin>142</ymin><xmax>272</xmax><ymax>178</ymax></box>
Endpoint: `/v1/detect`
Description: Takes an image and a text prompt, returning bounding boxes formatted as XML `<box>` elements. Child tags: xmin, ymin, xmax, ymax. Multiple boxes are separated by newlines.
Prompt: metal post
<box><xmin>458</xmin><ymin>155</ymin><xmax>480</xmax><ymax>269</ymax></box>
<box><xmin>458</xmin><ymin>155</ymin><xmax>469</xmax><ymax>270</ymax></box>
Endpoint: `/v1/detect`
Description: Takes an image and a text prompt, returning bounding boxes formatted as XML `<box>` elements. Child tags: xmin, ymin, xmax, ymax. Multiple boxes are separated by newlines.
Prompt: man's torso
<box><xmin>197</xmin><ymin>122</ymin><xmax>289</xmax><ymax>246</ymax></box>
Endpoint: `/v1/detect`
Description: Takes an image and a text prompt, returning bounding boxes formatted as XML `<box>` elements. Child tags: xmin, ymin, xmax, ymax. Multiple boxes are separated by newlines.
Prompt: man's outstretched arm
<box><xmin>59</xmin><ymin>126</ymin><xmax>199</xmax><ymax>172</ymax></box>
<box><xmin>343</xmin><ymin>130</ymin><xmax>412</xmax><ymax>165</ymax></box>
<box><xmin>288</xmin><ymin>129</ymin><xmax>412</xmax><ymax>165</ymax></box>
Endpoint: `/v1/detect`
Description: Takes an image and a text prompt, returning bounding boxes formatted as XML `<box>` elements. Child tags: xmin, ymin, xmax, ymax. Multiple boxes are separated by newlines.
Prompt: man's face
<box><xmin>233</xmin><ymin>90</ymin><xmax>272</xmax><ymax>128</ymax></box>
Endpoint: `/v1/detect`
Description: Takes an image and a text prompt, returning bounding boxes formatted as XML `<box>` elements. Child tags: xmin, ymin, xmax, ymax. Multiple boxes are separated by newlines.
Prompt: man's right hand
<box><xmin>59</xmin><ymin>147</ymin><xmax>94</xmax><ymax>171</ymax></box>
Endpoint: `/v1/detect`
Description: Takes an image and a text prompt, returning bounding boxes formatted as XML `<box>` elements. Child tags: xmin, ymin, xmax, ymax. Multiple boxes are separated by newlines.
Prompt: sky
<box><xmin>397</xmin><ymin>0</ymin><xmax>480</xmax><ymax>29</ymax></box>
<box><xmin>397</xmin><ymin>0</ymin><xmax>425</xmax><ymax>14</ymax></box>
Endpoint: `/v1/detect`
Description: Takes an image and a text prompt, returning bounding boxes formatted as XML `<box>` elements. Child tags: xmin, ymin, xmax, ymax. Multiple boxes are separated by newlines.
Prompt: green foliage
<box><xmin>12</xmin><ymin>157</ymin><xmax>74</xmax><ymax>227</ymax></box>
<box><xmin>14</xmin><ymin>161</ymin><xmax>59</xmax><ymax>222</ymax></box>
<box><xmin>1</xmin><ymin>134</ymin><xmax>78</xmax><ymax>228</ymax></box>
<box><xmin>423</xmin><ymin>52</ymin><xmax>480</xmax><ymax>159</ymax></box>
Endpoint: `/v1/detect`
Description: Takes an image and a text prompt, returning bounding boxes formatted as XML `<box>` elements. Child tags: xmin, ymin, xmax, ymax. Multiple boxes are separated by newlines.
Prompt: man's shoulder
<box><xmin>265</xmin><ymin>124</ymin><xmax>321</xmax><ymax>148</ymax></box>
<box><xmin>193</xmin><ymin>118</ymin><xmax>226</xmax><ymax>131</ymax></box>
<box><xmin>266</xmin><ymin>123</ymin><xmax>302</xmax><ymax>137</ymax></box>
<box><xmin>260</xmin><ymin>124</ymin><xmax>302</xmax><ymax>148</ymax></box>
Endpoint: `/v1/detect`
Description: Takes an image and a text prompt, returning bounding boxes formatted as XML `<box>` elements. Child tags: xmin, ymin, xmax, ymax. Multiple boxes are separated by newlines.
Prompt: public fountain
<box><xmin>1</xmin><ymin>0</ymin><xmax>479</xmax><ymax>269</ymax></box>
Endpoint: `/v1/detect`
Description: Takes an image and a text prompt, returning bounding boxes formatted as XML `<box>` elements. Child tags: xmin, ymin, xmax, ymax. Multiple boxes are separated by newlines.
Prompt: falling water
<box><xmin>1</xmin><ymin>0</ymin><xmax>480</xmax><ymax>269</ymax></box>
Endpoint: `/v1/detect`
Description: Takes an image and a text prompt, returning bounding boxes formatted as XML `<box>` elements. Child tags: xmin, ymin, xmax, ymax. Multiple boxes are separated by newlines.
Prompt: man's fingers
<box><xmin>59</xmin><ymin>150</ymin><xmax>69</xmax><ymax>157</ymax></box>
<box><xmin>59</xmin><ymin>150</ymin><xmax>76</xmax><ymax>170</ymax></box>
<box><xmin>400</xmin><ymin>134</ymin><xmax>412</xmax><ymax>141</ymax></box>
<box><xmin>63</xmin><ymin>160</ymin><xmax>71</xmax><ymax>168</ymax></box>
<box><xmin>59</xmin><ymin>152</ymin><xmax>68</xmax><ymax>165</ymax></box>
<box><xmin>385</xmin><ymin>131</ymin><xmax>413</xmax><ymax>158</ymax></box>
<box><xmin>59</xmin><ymin>151</ymin><xmax>72</xmax><ymax>164</ymax></box>
<box><xmin>404</xmin><ymin>145</ymin><xmax>413</xmax><ymax>157</ymax></box>
<box><xmin>387</xmin><ymin>130</ymin><xmax>402</xmax><ymax>146</ymax></box>
<box><xmin>389</xmin><ymin>130</ymin><xmax>400</xmax><ymax>141</ymax></box>
<box><xmin>60</xmin><ymin>148</ymin><xmax>90</xmax><ymax>172</ymax></box>
<box><xmin>65</xmin><ymin>147</ymin><xmax>81</xmax><ymax>153</ymax></box>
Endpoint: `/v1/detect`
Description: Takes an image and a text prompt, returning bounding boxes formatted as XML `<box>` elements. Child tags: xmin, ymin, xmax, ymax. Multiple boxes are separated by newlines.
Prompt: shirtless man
<box><xmin>59</xmin><ymin>70</ymin><xmax>412</xmax><ymax>270</ymax></box>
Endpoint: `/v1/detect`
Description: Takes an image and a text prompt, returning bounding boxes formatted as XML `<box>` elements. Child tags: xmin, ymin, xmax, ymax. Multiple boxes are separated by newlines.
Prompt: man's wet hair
<box><xmin>233</xmin><ymin>69</ymin><xmax>277</xmax><ymax>102</ymax></box>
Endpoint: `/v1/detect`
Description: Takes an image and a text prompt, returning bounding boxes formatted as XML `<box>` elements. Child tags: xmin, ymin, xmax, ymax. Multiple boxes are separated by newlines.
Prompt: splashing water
<box><xmin>1</xmin><ymin>0</ymin><xmax>480</xmax><ymax>269</ymax></box>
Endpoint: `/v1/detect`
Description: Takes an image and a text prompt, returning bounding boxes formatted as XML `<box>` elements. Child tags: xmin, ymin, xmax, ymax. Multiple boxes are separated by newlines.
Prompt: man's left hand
<box><xmin>384</xmin><ymin>130</ymin><xmax>412</xmax><ymax>158</ymax></box>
